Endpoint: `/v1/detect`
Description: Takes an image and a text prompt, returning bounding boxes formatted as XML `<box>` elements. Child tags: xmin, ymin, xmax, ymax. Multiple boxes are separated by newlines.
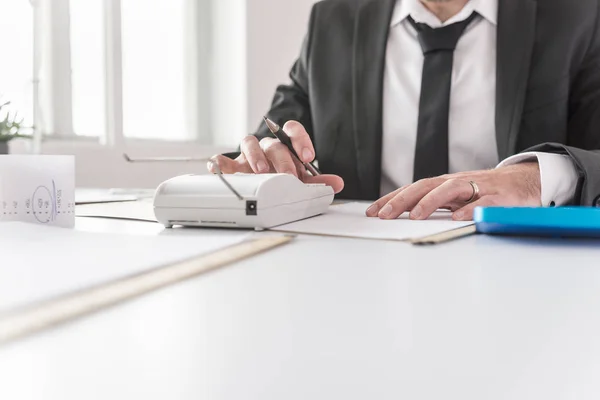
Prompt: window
<box><xmin>24</xmin><ymin>0</ymin><xmax>208</xmax><ymax>144</ymax></box>
<box><xmin>121</xmin><ymin>0</ymin><xmax>191</xmax><ymax>140</ymax></box>
<box><xmin>0</xmin><ymin>0</ymin><xmax>34</xmax><ymax>128</ymax></box>
<box><xmin>70</xmin><ymin>0</ymin><xmax>106</xmax><ymax>137</ymax></box>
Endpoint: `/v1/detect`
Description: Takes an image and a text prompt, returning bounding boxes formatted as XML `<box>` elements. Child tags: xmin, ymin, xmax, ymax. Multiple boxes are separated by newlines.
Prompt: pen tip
<box><xmin>263</xmin><ymin>117</ymin><xmax>279</xmax><ymax>134</ymax></box>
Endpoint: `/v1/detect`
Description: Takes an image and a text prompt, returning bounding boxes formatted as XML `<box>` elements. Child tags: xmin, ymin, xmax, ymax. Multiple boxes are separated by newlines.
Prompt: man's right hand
<box><xmin>208</xmin><ymin>120</ymin><xmax>345</xmax><ymax>194</ymax></box>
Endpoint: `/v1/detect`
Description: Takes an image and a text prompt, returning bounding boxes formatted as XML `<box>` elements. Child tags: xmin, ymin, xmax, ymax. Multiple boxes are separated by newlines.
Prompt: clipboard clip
<box><xmin>210</xmin><ymin>162</ymin><xmax>244</xmax><ymax>201</ymax></box>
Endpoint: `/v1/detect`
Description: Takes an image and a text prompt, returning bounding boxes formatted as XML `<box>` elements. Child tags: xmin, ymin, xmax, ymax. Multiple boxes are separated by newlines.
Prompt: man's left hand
<box><xmin>366</xmin><ymin>163</ymin><xmax>542</xmax><ymax>221</ymax></box>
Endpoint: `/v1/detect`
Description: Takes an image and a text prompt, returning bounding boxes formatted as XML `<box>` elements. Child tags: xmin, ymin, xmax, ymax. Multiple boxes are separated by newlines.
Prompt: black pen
<box><xmin>263</xmin><ymin>117</ymin><xmax>321</xmax><ymax>176</ymax></box>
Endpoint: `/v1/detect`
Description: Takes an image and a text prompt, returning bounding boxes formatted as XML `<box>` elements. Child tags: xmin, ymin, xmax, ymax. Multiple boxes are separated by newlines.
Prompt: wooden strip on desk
<box><xmin>0</xmin><ymin>235</ymin><xmax>294</xmax><ymax>346</ymax></box>
<box><xmin>410</xmin><ymin>224</ymin><xmax>477</xmax><ymax>245</ymax></box>
<box><xmin>273</xmin><ymin>224</ymin><xmax>476</xmax><ymax>245</ymax></box>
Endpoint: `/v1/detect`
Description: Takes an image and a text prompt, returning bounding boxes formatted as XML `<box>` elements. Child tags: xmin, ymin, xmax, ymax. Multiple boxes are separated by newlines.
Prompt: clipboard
<box><xmin>474</xmin><ymin>207</ymin><xmax>600</xmax><ymax>238</ymax></box>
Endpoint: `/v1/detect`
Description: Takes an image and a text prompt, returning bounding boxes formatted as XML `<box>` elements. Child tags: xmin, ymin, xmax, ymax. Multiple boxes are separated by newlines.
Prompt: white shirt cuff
<box><xmin>497</xmin><ymin>152</ymin><xmax>579</xmax><ymax>206</ymax></box>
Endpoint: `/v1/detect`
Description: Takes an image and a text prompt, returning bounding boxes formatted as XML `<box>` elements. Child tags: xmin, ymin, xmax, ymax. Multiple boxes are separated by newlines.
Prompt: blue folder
<box><xmin>474</xmin><ymin>207</ymin><xmax>600</xmax><ymax>238</ymax></box>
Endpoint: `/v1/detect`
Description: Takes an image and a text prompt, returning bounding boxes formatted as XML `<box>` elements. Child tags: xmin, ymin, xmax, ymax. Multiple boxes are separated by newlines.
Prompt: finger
<box><xmin>207</xmin><ymin>154</ymin><xmax>252</xmax><ymax>174</ymax></box>
<box><xmin>294</xmin><ymin>157</ymin><xmax>311</xmax><ymax>178</ymax></box>
<box><xmin>410</xmin><ymin>179</ymin><xmax>478</xmax><ymax>220</ymax></box>
<box><xmin>240</xmin><ymin>135</ymin><xmax>270</xmax><ymax>173</ymax></box>
<box><xmin>378</xmin><ymin>178</ymin><xmax>445</xmax><ymax>220</ymax></box>
<box><xmin>283</xmin><ymin>120</ymin><xmax>316</xmax><ymax>163</ymax></box>
<box><xmin>366</xmin><ymin>187</ymin><xmax>408</xmax><ymax>217</ymax></box>
<box><xmin>260</xmin><ymin>138</ymin><xmax>298</xmax><ymax>177</ymax></box>
<box><xmin>445</xmin><ymin>201</ymin><xmax>468</xmax><ymax>212</ymax></box>
<box><xmin>453</xmin><ymin>196</ymin><xmax>500</xmax><ymax>221</ymax></box>
<box><xmin>303</xmin><ymin>174</ymin><xmax>345</xmax><ymax>194</ymax></box>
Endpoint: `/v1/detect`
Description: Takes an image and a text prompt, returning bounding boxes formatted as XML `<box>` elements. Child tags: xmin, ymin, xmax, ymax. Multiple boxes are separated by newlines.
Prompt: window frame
<box><xmin>33</xmin><ymin>0</ymin><xmax>215</xmax><ymax>151</ymax></box>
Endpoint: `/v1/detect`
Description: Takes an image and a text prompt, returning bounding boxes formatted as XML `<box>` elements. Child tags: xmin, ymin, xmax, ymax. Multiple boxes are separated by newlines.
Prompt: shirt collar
<box><xmin>390</xmin><ymin>0</ymin><xmax>498</xmax><ymax>28</ymax></box>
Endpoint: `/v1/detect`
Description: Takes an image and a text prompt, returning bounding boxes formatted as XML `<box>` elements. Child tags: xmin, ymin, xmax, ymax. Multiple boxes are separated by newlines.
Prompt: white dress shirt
<box><xmin>381</xmin><ymin>0</ymin><xmax>579</xmax><ymax>206</ymax></box>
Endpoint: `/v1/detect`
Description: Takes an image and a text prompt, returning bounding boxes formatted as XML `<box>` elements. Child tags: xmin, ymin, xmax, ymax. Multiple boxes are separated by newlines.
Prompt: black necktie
<box><xmin>408</xmin><ymin>13</ymin><xmax>478</xmax><ymax>182</ymax></box>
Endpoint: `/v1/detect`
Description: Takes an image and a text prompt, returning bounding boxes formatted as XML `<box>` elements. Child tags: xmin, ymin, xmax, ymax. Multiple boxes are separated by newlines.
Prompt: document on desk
<box><xmin>272</xmin><ymin>202</ymin><xmax>474</xmax><ymax>241</ymax></box>
<box><xmin>0</xmin><ymin>222</ymin><xmax>246</xmax><ymax>314</ymax></box>
<box><xmin>76</xmin><ymin>200</ymin><xmax>157</xmax><ymax>222</ymax></box>
<box><xmin>75</xmin><ymin>188</ymin><xmax>156</xmax><ymax>205</ymax></box>
<box><xmin>75</xmin><ymin>189</ymin><xmax>138</xmax><ymax>205</ymax></box>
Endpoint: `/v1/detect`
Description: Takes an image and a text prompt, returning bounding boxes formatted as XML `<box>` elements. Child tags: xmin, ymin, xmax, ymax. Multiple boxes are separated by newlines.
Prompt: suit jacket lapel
<box><xmin>496</xmin><ymin>0</ymin><xmax>537</xmax><ymax>159</ymax></box>
<box><xmin>353</xmin><ymin>0</ymin><xmax>395</xmax><ymax>198</ymax></box>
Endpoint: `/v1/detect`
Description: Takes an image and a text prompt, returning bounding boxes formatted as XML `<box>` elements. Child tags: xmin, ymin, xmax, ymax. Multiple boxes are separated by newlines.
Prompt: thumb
<box><xmin>303</xmin><ymin>174</ymin><xmax>345</xmax><ymax>194</ymax></box>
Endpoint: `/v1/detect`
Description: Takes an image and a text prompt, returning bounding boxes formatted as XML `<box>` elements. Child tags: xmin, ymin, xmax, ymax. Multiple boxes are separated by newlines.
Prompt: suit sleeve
<box><xmin>526</xmin><ymin>2</ymin><xmax>600</xmax><ymax>206</ymax></box>
<box><xmin>224</xmin><ymin>5</ymin><xmax>317</xmax><ymax>159</ymax></box>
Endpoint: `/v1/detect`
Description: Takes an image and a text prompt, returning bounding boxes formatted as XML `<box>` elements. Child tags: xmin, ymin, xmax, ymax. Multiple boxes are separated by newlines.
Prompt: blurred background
<box><xmin>0</xmin><ymin>0</ymin><xmax>317</xmax><ymax>187</ymax></box>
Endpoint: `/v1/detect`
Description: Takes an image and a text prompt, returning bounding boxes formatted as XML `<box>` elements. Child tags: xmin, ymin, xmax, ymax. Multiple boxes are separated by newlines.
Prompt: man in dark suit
<box><xmin>209</xmin><ymin>0</ymin><xmax>600</xmax><ymax>221</ymax></box>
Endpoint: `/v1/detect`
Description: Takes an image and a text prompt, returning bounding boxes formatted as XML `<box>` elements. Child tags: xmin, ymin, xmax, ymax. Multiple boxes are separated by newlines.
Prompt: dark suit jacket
<box><xmin>250</xmin><ymin>0</ymin><xmax>600</xmax><ymax>204</ymax></box>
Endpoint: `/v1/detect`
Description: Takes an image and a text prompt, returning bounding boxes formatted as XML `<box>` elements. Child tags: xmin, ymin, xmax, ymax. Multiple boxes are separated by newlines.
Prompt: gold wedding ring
<box><xmin>466</xmin><ymin>181</ymin><xmax>480</xmax><ymax>204</ymax></box>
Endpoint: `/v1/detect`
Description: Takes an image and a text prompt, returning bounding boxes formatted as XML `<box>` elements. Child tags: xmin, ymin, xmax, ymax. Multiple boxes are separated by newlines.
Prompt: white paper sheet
<box><xmin>0</xmin><ymin>222</ymin><xmax>247</xmax><ymax>313</ymax></box>
<box><xmin>76</xmin><ymin>200</ymin><xmax>157</xmax><ymax>222</ymax></box>
<box><xmin>271</xmin><ymin>202</ymin><xmax>473</xmax><ymax>241</ymax></box>
<box><xmin>75</xmin><ymin>189</ymin><xmax>138</xmax><ymax>205</ymax></box>
<box><xmin>0</xmin><ymin>155</ymin><xmax>75</xmax><ymax>227</ymax></box>
<box><xmin>75</xmin><ymin>188</ymin><xmax>156</xmax><ymax>205</ymax></box>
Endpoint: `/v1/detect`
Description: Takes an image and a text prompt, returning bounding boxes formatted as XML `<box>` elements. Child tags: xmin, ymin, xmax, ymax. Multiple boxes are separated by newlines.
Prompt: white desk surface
<box><xmin>2</xmin><ymin>216</ymin><xmax>600</xmax><ymax>400</ymax></box>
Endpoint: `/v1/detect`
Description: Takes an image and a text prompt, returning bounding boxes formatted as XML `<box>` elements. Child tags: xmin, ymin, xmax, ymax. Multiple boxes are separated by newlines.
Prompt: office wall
<box><xmin>212</xmin><ymin>0</ymin><xmax>317</xmax><ymax>145</ymax></box>
<box><xmin>246</xmin><ymin>0</ymin><xmax>317</xmax><ymax>133</ymax></box>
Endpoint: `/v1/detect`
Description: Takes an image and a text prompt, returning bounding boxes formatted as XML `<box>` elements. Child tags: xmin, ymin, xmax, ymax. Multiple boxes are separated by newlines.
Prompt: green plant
<box><xmin>0</xmin><ymin>100</ymin><xmax>30</xmax><ymax>142</ymax></box>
